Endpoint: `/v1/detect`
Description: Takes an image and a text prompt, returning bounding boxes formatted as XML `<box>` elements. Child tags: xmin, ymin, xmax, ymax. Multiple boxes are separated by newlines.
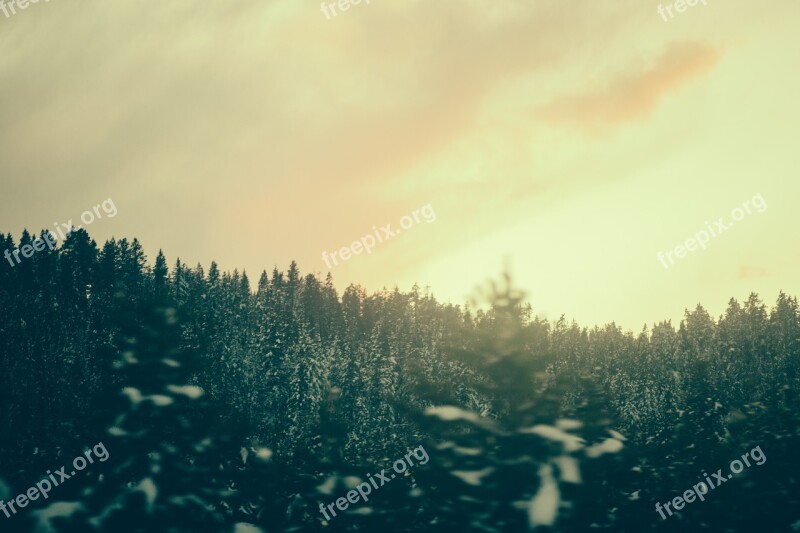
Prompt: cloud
<box><xmin>536</xmin><ymin>41</ymin><xmax>723</xmax><ymax>133</ymax></box>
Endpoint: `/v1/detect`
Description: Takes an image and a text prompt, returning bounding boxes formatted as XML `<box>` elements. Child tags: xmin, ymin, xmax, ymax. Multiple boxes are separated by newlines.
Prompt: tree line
<box><xmin>0</xmin><ymin>228</ymin><xmax>797</xmax><ymax>531</ymax></box>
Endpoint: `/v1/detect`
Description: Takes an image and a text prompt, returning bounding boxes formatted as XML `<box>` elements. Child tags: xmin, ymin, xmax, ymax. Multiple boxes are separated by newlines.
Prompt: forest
<box><xmin>0</xmin><ymin>228</ymin><xmax>797</xmax><ymax>532</ymax></box>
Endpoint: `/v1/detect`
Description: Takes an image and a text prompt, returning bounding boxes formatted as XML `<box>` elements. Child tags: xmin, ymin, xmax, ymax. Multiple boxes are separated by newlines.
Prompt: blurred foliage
<box><xmin>0</xmin><ymin>230</ymin><xmax>798</xmax><ymax>531</ymax></box>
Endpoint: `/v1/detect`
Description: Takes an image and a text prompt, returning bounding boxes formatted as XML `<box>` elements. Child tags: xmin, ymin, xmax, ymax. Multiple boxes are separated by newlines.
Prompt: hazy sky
<box><xmin>1</xmin><ymin>0</ymin><xmax>798</xmax><ymax>330</ymax></box>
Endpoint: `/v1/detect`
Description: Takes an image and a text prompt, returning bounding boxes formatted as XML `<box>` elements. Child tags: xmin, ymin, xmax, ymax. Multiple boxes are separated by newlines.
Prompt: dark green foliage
<box><xmin>0</xmin><ymin>230</ymin><xmax>798</xmax><ymax>532</ymax></box>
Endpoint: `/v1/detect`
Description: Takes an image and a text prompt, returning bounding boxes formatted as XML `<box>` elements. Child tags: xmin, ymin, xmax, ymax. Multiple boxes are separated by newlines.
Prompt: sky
<box><xmin>1</xmin><ymin>0</ymin><xmax>798</xmax><ymax>330</ymax></box>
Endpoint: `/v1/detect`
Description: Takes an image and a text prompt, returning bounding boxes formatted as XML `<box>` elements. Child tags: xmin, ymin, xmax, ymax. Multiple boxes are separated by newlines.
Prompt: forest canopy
<box><xmin>0</xmin><ymin>228</ymin><xmax>798</xmax><ymax>532</ymax></box>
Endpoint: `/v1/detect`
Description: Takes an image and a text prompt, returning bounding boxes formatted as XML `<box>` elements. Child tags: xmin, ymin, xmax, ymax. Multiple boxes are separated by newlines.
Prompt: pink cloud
<box><xmin>537</xmin><ymin>41</ymin><xmax>723</xmax><ymax>132</ymax></box>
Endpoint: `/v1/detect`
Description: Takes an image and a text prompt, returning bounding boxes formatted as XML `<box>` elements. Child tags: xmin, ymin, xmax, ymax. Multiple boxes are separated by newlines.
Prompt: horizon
<box><xmin>3</xmin><ymin>225</ymin><xmax>793</xmax><ymax>334</ymax></box>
